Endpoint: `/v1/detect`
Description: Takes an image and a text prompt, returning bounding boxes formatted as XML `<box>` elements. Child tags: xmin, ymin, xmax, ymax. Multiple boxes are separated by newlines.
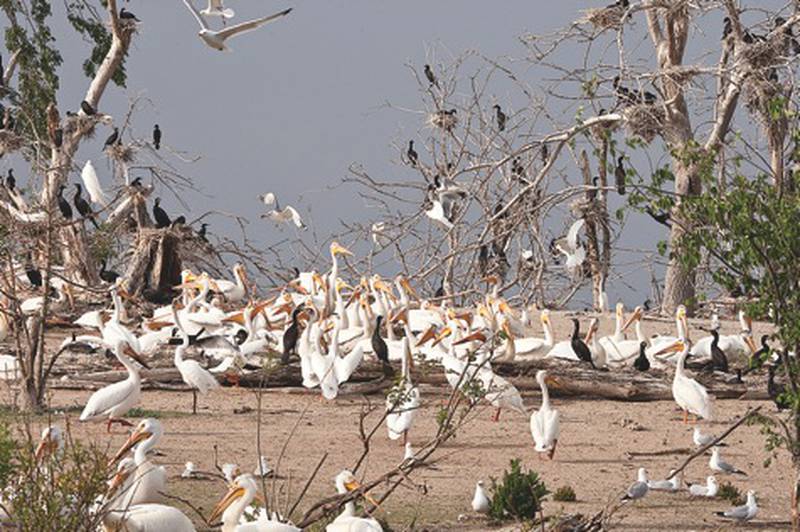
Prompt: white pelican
<box><xmin>180</xmin><ymin>0</ymin><xmax>292</xmax><ymax>52</ymax></box>
<box><xmin>80</xmin><ymin>160</ymin><xmax>109</xmax><ymax>206</ymax></box>
<box><xmin>327</xmin><ymin>242</ymin><xmax>352</xmax><ymax>312</ymax></box>
<box><xmin>108</xmin><ymin>418</ymin><xmax>167</xmax><ymax>508</ymax></box>
<box><xmin>35</xmin><ymin>426</ymin><xmax>63</xmax><ymax>460</ymax></box>
<box><xmin>210</xmin><ymin>264</ymin><xmax>249</xmax><ymax>303</ymax></box>
<box><xmin>326</xmin><ymin>470</ymin><xmax>383</xmax><ymax>532</ymax></box>
<box><xmin>172</xmin><ymin>304</ymin><xmax>220</xmax><ymax>413</ymax></box>
<box><xmin>471</xmin><ymin>481</ymin><xmax>490</xmax><ymax>514</ymax></box>
<box><xmin>601</xmin><ymin>304</ymin><xmax>642</xmax><ymax>362</ymax></box>
<box><xmin>511</xmin><ymin>310</ymin><xmax>553</xmax><ymax>358</ymax></box>
<box><xmin>386</xmin><ymin>337</ymin><xmax>419</xmax><ymax>445</ymax></box>
<box><xmin>480</xmin><ymin>367</ymin><xmax>526</xmax><ymax>421</ymax></box>
<box><xmin>691</xmin><ymin>310</ymin><xmax>756</xmax><ymax>360</ymax></box>
<box><xmin>102</xmin><ymin>504</ymin><xmax>195</xmax><ymax>531</ymax></box>
<box><xmin>530</xmin><ymin>370</ymin><xmax>559</xmax><ymax>459</ymax></box>
<box><xmin>102</xmin><ymin>281</ymin><xmax>142</xmax><ymax>354</ymax></box>
<box><xmin>312</xmin><ymin>319</ymin><xmax>364</xmax><ymax>400</ymax></box>
<box><xmin>647</xmin><ymin>305</ymin><xmax>688</xmax><ymax>358</ymax></box>
<box><xmin>210</xmin><ymin>474</ymin><xmax>300</xmax><ymax>531</ymax></box>
<box><xmin>79</xmin><ymin>339</ymin><xmax>149</xmax><ymax>431</ymax></box>
<box><xmin>584</xmin><ymin>318</ymin><xmax>607</xmax><ymax>368</ymax></box>
<box><xmin>663</xmin><ymin>341</ymin><xmax>713</xmax><ymax>422</ymax></box>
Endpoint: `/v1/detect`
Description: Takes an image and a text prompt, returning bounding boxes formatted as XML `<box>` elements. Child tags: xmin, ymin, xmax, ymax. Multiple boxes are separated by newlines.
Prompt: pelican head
<box><xmin>334</xmin><ymin>469</ymin><xmax>381</xmax><ymax>508</ymax></box>
<box><xmin>35</xmin><ymin>426</ymin><xmax>63</xmax><ymax>461</ymax></box>
<box><xmin>535</xmin><ymin>369</ymin><xmax>559</xmax><ymax>387</ymax></box>
<box><xmin>209</xmin><ymin>474</ymin><xmax>264</xmax><ymax>523</ymax></box>
<box><xmin>622</xmin><ymin>306</ymin><xmax>643</xmax><ymax>332</ymax></box>
<box><xmin>330</xmin><ymin>242</ymin><xmax>353</xmax><ymax>257</ymax></box>
<box><xmin>111</xmin><ymin>418</ymin><xmax>162</xmax><ymax>464</ymax></box>
<box><xmin>615</xmin><ymin>302</ymin><xmax>624</xmax><ymax>317</ymax></box>
<box><xmin>397</xmin><ymin>275</ymin><xmax>419</xmax><ymax>299</ymax></box>
<box><xmin>540</xmin><ymin>309</ymin><xmax>550</xmax><ymax>324</ymax></box>
<box><xmin>106</xmin><ymin>457</ymin><xmax>135</xmax><ymax>497</ymax></box>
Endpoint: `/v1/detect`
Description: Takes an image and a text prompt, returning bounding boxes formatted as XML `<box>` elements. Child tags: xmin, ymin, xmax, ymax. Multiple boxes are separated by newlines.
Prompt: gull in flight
<box><xmin>200</xmin><ymin>0</ymin><xmax>234</xmax><ymax>19</ymax></box>
<box><xmin>259</xmin><ymin>192</ymin><xmax>306</xmax><ymax>230</ymax></box>
<box><xmin>181</xmin><ymin>0</ymin><xmax>292</xmax><ymax>51</ymax></box>
<box><xmin>556</xmin><ymin>218</ymin><xmax>586</xmax><ymax>277</ymax></box>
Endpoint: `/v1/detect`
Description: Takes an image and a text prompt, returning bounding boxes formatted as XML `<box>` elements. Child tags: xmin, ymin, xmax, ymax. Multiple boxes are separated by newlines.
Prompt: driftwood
<box><xmin>49</xmin><ymin>356</ymin><xmax>760</xmax><ymax>401</ymax></box>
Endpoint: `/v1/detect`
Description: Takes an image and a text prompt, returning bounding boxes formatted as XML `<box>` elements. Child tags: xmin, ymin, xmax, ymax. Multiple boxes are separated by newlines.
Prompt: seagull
<box><xmin>715</xmin><ymin>490</ymin><xmax>757</xmax><ymax>522</ymax></box>
<box><xmin>688</xmin><ymin>475</ymin><xmax>718</xmax><ymax>497</ymax></box>
<box><xmin>259</xmin><ymin>192</ymin><xmax>306</xmax><ymax>230</ymax></box>
<box><xmin>181</xmin><ymin>0</ymin><xmax>292</xmax><ymax>52</ymax></box>
<box><xmin>200</xmin><ymin>0</ymin><xmax>235</xmax><ymax>19</ymax></box>
<box><xmin>471</xmin><ymin>481</ymin><xmax>490</xmax><ymax>513</ymax></box>
<box><xmin>621</xmin><ymin>468</ymin><xmax>649</xmax><ymax>501</ymax></box>
<box><xmin>710</xmin><ymin>446</ymin><xmax>747</xmax><ymax>475</ymax></box>
<box><xmin>425</xmin><ymin>199</ymin><xmax>453</xmax><ymax>229</ymax></box>
<box><xmin>181</xmin><ymin>462</ymin><xmax>197</xmax><ymax>478</ymax></box>
<box><xmin>647</xmin><ymin>469</ymin><xmax>682</xmax><ymax>492</ymax></box>
<box><xmin>693</xmin><ymin>426</ymin><xmax>726</xmax><ymax>447</ymax></box>
<box><xmin>80</xmin><ymin>160</ymin><xmax>109</xmax><ymax>206</ymax></box>
<box><xmin>556</xmin><ymin>219</ymin><xmax>586</xmax><ymax>276</ymax></box>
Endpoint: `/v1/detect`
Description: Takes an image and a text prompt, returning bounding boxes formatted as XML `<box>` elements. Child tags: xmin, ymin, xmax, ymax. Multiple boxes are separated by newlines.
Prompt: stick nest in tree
<box><xmin>580</xmin><ymin>6</ymin><xmax>626</xmax><ymax>31</ymax></box>
<box><xmin>743</xmin><ymin>76</ymin><xmax>786</xmax><ymax>128</ymax></box>
<box><xmin>741</xmin><ymin>37</ymin><xmax>786</xmax><ymax>70</ymax></box>
<box><xmin>428</xmin><ymin>110</ymin><xmax>458</xmax><ymax>132</ymax></box>
<box><xmin>621</xmin><ymin>104</ymin><xmax>665</xmax><ymax>144</ymax></box>
<box><xmin>0</xmin><ymin>130</ymin><xmax>25</xmax><ymax>157</ymax></box>
<box><xmin>108</xmin><ymin>143</ymin><xmax>134</xmax><ymax>163</ymax></box>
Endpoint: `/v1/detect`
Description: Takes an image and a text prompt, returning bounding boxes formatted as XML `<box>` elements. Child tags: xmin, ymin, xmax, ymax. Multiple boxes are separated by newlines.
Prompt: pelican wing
<box><xmin>566</xmin><ymin>218</ymin><xmax>585</xmax><ymax>250</ymax></box>
<box><xmin>674</xmin><ymin>376</ymin><xmax>713</xmax><ymax>419</ymax></box>
<box><xmin>178</xmin><ymin>359</ymin><xmax>220</xmax><ymax>394</ymax></box>
<box><xmin>217</xmin><ymin>8</ymin><xmax>292</xmax><ymax>41</ymax></box>
<box><xmin>425</xmin><ymin>201</ymin><xmax>453</xmax><ymax>229</ymax></box>
<box><xmin>80</xmin><ymin>378</ymin><xmax>137</xmax><ymax>420</ymax></box>
<box><xmin>81</xmin><ymin>160</ymin><xmax>108</xmax><ymax>206</ymax></box>
<box><xmin>181</xmin><ymin>0</ymin><xmax>209</xmax><ymax>30</ymax></box>
<box><xmin>334</xmin><ymin>344</ymin><xmax>364</xmax><ymax>383</ymax></box>
<box><xmin>114</xmin><ymin>504</ymin><xmax>195</xmax><ymax>531</ymax></box>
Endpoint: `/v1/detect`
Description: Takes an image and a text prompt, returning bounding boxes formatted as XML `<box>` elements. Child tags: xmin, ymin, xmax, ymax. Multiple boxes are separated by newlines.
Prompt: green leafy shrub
<box><xmin>552</xmin><ymin>485</ymin><xmax>576</xmax><ymax>502</ymax></box>
<box><xmin>489</xmin><ymin>458</ymin><xmax>548</xmax><ymax>521</ymax></box>
<box><xmin>718</xmin><ymin>482</ymin><xmax>744</xmax><ymax>505</ymax></box>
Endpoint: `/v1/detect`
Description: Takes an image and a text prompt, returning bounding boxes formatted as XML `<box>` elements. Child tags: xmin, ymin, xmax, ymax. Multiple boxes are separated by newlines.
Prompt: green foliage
<box><xmin>676</xmin><ymin>170</ymin><xmax>800</xmax><ymax>459</ymax></box>
<box><xmin>488</xmin><ymin>459</ymin><xmax>548</xmax><ymax>521</ymax></box>
<box><xmin>552</xmin><ymin>485</ymin><xmax>576</xmax><ymax>502</ymax></box>
<box><xmin>66</xmin><ymin>1</ymin><xmax>128</xmax><ymax>87</ymax></box>
<box><xmin>717</xmin><ymin>482</ymin><xmax>744</xmax><ymax>506</ymax></box>
<box><xmin>0</xmin><ymin>418</ymin><xmax>111</xmax><ymax>531</ymax></box>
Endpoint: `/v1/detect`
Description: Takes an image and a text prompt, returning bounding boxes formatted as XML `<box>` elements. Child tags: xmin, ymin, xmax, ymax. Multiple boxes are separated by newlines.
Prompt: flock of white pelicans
<box><xmin>0</xmin><ymin>242</ymin><xmax>773</xmax><ymax>529</ymax></box>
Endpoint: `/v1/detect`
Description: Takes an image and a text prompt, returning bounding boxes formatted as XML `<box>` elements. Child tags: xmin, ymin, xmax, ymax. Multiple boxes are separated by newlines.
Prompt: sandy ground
<box><xmin>9</xmin><ymin>311</ymin><xmax>795</xmax><ymax>530</ymax></box>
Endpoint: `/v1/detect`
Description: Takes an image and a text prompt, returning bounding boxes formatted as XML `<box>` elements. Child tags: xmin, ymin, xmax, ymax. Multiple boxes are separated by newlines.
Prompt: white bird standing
<box><xmin>79</xmin><ymin>339</ymin><xmax>149</xmax><ymax>432</ymax></box>
<box><xmin>471</xmin><ymin>481</ymin><xmax>490</xmax><ymax>513</ymax></box>
<box><xmin>693</xmin><ymin>426</ymin><xmax>722</xmax><ymax>447</ymax></box>
<box><xmin>664</xmin><ymin>341</ymin><xmax>713</xmax><ymax>422</ymax></box>
<box><xmin>172</xmin><ymin>303</ymin><xmax>220</xmax><ymax>414</ymax></box>
<box><xmin>201</xmin><ymin>0</ymin><xmax>234</xmax><ymax>19</ymax></box>
<box><xmin>647</xmin><ymin>469</ymin><xmax>682</xmax><ymax>492</ymax></box>
<box><xmin>621</xmin><ymin>468</ymin><xmax>649</xmax><ymax>501</ymax></box>
<box><xmin>530</xmin><ymin>370</ymin><xmax>560</xmax><ymax>459</ymax></box>
<box><xmin>688</xmin><ymin>475</ymin><xmax>718</xmax><ymax>497</ymax></box>
<box><xmin>259</xmin><ymin>192</ymin><xmax>306</xmax><ymax>230</ymax></box>
<box><xmin>181</xmin><ymin>0</ymin><xmax>292</xmax><ymax>52</ymax></box>
<box><xmin>210</xmin><ymin>474</ymin><xmax>300</xmax><ymax>532</ymax></box>
<box><xmin>80</xmin><ymin>160</ymin><xmax>108</xmax><ymax>206</ymax></box>
<box><xmin>326</xmin><ymin>470</ymin><xmax>383</xmax><ymax>532</ymax></box>
<box><xmin>709</xmin><ymin>446</ymin><xmax>747</xmax><ymax>475</ymax></box>
<box><xmin>386</xmin><ymin>337</ymin><xmax>419</xmax><ymax>445</ymax></box>
<box><xmin>715</xmin><ymin>490</ymin><xmax>758</xmax><ymax>522</ymax></box>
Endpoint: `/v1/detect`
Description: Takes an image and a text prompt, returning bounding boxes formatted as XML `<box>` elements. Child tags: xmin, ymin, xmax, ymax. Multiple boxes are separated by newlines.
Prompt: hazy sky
<box><xmin>5</xmin><ymin>1</ymin><xmax>766</xmax><ymax>307</ymax></box>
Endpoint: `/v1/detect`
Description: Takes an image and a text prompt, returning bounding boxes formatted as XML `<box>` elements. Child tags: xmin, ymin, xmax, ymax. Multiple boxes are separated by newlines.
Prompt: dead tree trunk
<box><xmin>124</xmin><ymin>229</ymin><xmax>182</xmax><ymax>296</ymax></box>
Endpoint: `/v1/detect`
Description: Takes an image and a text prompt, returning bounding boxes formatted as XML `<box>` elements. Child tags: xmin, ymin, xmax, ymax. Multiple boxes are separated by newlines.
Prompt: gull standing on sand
<box><xmin>693</xmin><ymin>426</ymin><xmax>725</xmax><ymax>447</ymax></box>
<box><xmin>715</xmin><ymin>490</ymin><xmax>758</xmax><ymax>522</ymax></box>
<box><xmin>181</xmin><ymin>0</ymin><xmax>292</xmax><ymax>51</ymax></box>
<box><xmin>471</xmin><ymin>481</ymin><xmax>490</xmax><ymax>513</ymax></box>
<box><xmin>709</xmin><ymin>446</ymin><xmax>747</xmax><ymax>475</ymax></box>
<box><xmin>621</xmin><ymin>468</ymin><xmax>649</xmax><ymax>501</ymax></box>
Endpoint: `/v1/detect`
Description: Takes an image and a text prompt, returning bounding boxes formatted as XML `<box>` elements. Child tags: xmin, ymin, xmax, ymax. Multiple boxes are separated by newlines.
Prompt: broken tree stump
<box><xmin>123</xmin><ymin>228</ymin><xmax>182</xmax><ymax>296</ymax></box>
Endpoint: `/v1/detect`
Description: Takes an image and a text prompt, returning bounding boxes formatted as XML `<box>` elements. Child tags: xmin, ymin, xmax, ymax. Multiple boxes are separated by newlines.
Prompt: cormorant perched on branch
<box><xmin>99</xmin><ymin>259</ymin><xmax>120</xmax><ymax>283</ymax></box>
<box><xmin>722</xmin><ymin>16</ymin><xmax>732</xmax><ymax>40</ymax></box>
<box><xmin>645</xmin><ymin>206</ymin><xmax>671</xmax><ymax>227</ymax></box>
<box><xmin>406</xmin><ymin>140</ymin><xmax>418</xmax><ymax>167</ymax></box>
<box><xmin>153</xmin><ymin>197</ymin><xmax>171</xmax><ymax>228</ymax></box>
<box><xmin>494</xmin><ymin>104</ymin><xmax>507</xmax><ymax>132</ymax></box>
<box><xmin>615</xmin><ymin>155</ymin><xmax>627</xmax><ymax>195</ymax></box>
<box><xmin>198</xmin><ymin>223</ymin><xmax>209</xmax><ymax>241</ymax></box>
<box><xmin>73</xmin><ymin>183</ymin><xmax>99</xmax><ymax>228</ymax></box>
<box><xmin>56</xmin><ymin>184</ymin><xmax>72</xmax><ymax>220</ymax></box>
<box><xmin>25</xmin><ymin>262</ymin><xmax>42</xmax><ymax>288</ymax></box>
<box><xmin>153</xmin><ymin>124</ymin><xmax>161</xmax><ymax>150</ymax></box>
<box><xmin>80</xmin><ymin>100</ymin><xmax>95</xmax><ymax>116</ymax></box>
<box><xmin>424</xmin><ymin>64</ymin><xmax>438</xmax><ymax>88</ymax></box>
<box><xmin>103</xmin><ymin>128</ymin><xmax>119</xmax><ymax>150</ymax></box>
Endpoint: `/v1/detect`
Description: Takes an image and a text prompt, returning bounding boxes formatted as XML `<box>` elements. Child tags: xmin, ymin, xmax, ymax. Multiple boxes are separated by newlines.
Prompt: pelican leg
<box><xmin>192</xmin><ymin>389</ymin><xmax>198</xmax><ymax>415</ymax></box>
<box><xmin>682</xmin><ymin>410</ymin><xmax>688</xmax><ymax>424</ymax></box>
<box><xmin>549</xmin><ymin>440</ymin><xmax>558</xmax><ymax>460</ymax></box>
<box><xmin>402</xmin><ymin>431</ymin><xmax>408</xmax><ymax>447</ymax></box>
<box><xmin>106</xmin><ymin>417</ymin><xmax>134</xmax><ymax>433</ymax></box>
<box><xmin>492</xmin><ymin>408</ymin><xmax>501</xmax><ymax>422</ymax></box>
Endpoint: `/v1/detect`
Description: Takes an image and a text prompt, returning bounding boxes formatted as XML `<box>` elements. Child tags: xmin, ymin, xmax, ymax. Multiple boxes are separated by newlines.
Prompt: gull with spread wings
<box><xmin>181</xmin><ymin>0</ymin><xmax>292</xmax><ymax>51</ymax></box>
<box><xmin>259</xmin><ymin>192</ymin><xmax>307</xmax><ymax>230</ymax></box>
